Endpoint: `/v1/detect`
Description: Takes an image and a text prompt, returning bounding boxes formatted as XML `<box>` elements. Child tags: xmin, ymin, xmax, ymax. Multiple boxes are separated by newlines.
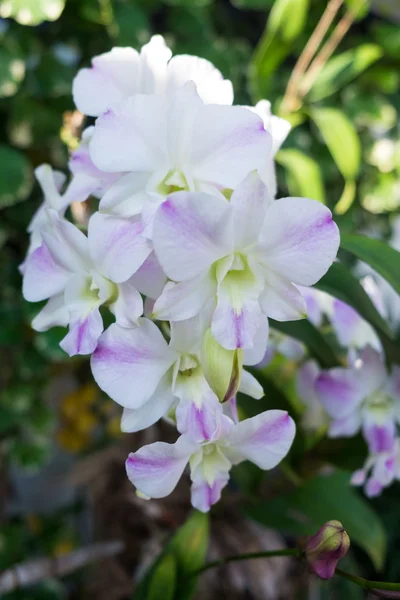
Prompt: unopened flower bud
<box><xmin>305</xmin><ymin>520</ymin><xmax>350</xmax><ymax>579</ymax></box>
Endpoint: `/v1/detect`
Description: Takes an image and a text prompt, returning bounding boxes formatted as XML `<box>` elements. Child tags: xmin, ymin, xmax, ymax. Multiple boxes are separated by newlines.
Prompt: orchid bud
<box><xmin>305</xmin><ymin>520</ymin><xmax>350</xmax><ymax>579</ymax></box>
<box><xmin>201</xmin><ymin>329</ymin><xmax>243</xmax><ymax>403</ymax></box>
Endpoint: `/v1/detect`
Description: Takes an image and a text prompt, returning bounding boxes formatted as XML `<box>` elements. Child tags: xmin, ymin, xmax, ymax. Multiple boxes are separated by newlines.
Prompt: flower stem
<box><xmin>192</xmin><ymin>548</ymin><xmax>301</xmax><ymax>576</ymax></box>
<box><xmin>336</xmin><ymin>568</ymin><xmax>400</xmax><ymax>593</ymax></box>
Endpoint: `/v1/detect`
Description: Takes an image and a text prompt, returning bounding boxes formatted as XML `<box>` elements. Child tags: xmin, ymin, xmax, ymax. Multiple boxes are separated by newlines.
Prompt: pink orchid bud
<box><xmin>305</xmin><ymin>520</ymin><xmax>350</xmax><ymax>579</ymax></box>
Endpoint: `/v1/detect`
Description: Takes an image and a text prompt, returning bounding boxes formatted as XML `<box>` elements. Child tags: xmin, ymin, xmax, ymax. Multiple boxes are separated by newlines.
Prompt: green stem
<box><xmin>192</xmin><ymin>548</ymin><xmax>301</xmax><ymax>576</ymax></box>
<box><xmin>336</xmin><ymin>568</ymin><xmax>400</xmax><ymax>593</ymax></box>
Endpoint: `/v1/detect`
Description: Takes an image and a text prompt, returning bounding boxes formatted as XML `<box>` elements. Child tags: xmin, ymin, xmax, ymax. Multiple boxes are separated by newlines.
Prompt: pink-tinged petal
<box><xmin>297</xmin><ymin>286</ymin><xmax>323</xmax><ymax>328</ymax></box>
<box><xmin>153</xmin><ymin>275</ymin><xmax>215</xmax><ymax>322</ymax></box>
<box><xmin>190</xmin><ymin>474</ymin><xmax>230</xmax><ymax>513</ymax></box>
<box><xmin>166</xmin><ymin>54</ymin><xmax>233</xmax><ymax>105</ymax></box>
<box><xmin>99</xmin><ymin>172</ymin><xmax>150</xmax><ymax>218</ymax></box>
<box><xmin>329</xmin><ymin>413</ymin><xmax>362</xmax><ymax>437</ymax></box>
<box><xmin>363</xmin><ymin>422</ymin><xmax>395</xmax><ymax>454</ymax></box>
<box><xmin>153</xmin><ymin>191</ymin><xmax>232</xmax><ymax>281</ymax></box>
<box><xmin>31</xmin><ymin>294</ymin><xmax>69</xmax><ymax>331</ymax></box>
<box><xmin>212</xmin><ymin>292</ymin><xmax>265</xmax><ymax>350</ymax></box>
<box><xmin>111</xmin><ymin>282</ymin><xmax>143</xmax><ymax>327</ymax></box>
<box><xmin>91</xmin><ymin>320</ymin><xmax>178</xmax><ymax>409</ymax></box>
<box><xmin>125</xmin><ymin>437</ymin><xmax>194</xmax><ymax>498</ymax></box>
<box><xmin>351</xmin><ymin>468</ymin><xmax>367</xmax><ymax>486</ymax></box>
<box><xmin>260</xmin><ymin>271</ymin><xmax>307</xmax><ymax>321</ymax></box>
<box><xmin>190</xmin><ymin>105</ymin><xmax>272</xmax><ymax>189</ymax></box>
<box><xmin>73</xmin><ymin>47</ymin><xmax>140</xmax><ymax>116</ymax></box>
<box><xmin>258</xmin><ymin>198</ymin><xmax>340</xmax><ymax>286</ymax></box>
<box><xmin>230</xmin><ymin>171</ymin><xmax>272</xmax><ymax>250</ymax></box>
<box><xmin>22</xmin><ymin>242</ymin><xmax>70</xmax><ymax>302</ymax></box>
<box><xmin>331</xmin><ymin>299</ymin><xmax>361</xmax><ymax>346</ymax></box>
<box><xmin>242</xmin><ymin>316</ymin><xmax>269</xmax><ymax>366</ymax></box>
<box><xmin>238</xmin><ymin>370</ymin><xmax>264</xmax><ymax>399</ymax></box>
<box><xmin>373</xmin><ymin>449</ymin><xmax>397</xmax><ymax>487</ymax></box>
<box><xmin>89</xmin><ymin>95</ymin><xmax>168</xmax><ymax>173</ymax></box>
<box><xmin>60</xmin><ymin>307</ymin><xmax>103</xmax><ymax>356</ymax></box>
<box><xmin>129</xmin><ymin>252</ymin><xmax>166</xmax><ymax>300</ymax></box>
<box><xmin>88</xmin><ymin>212</ymin><xmax>151</xmax><ymax>283</ymax></box>
<box><xmin>316</xmin><ymin>368</ymin><xmax>364</xmax><ymax>419</ymax></box>
<box><xmin>41</xmin><ymin>211</ymin><xmax>91</xmax><ymax>273</ymax></box>
<box><xmin>358</xmin><ymin>346</ymin><xmax>387</xmax><ymax>396</ymax></box>
<box><xmin>226</xmin><ymin>410</ymin><xmax>296</xmax><ymax>470</ymax></box>
<box><xmin>121</xmin><ymin>374</ymin><xmax>176</xmax><ymax>433</ymax></box>
<box><xmin>365</xmin><ymin>478</ymin><xmax>384</xmax><ymax>498</ymax></box>
<box><xmin>296</xmin><ymin>360</ymin><xmax>320</xmax><ymax>404</ymax></box>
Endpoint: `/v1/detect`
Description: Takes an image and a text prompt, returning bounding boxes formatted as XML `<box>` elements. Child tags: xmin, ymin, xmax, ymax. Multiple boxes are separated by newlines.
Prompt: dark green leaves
<box><xmin>0</xmin><ymin>145</ymin><xmax>33</xmax><ymax>209</ymax></box>
<box><xmin>0</xmin><ymin>48</ymin><xmax>25</xmax><ymax>98</ymax></box>
<box><xmin>270</xmin><ymin>319</ymin><xmax>339</xmax><ymax>368</ymax></box>
<box><xmin>341</xmin><ymin>234</ymin><xmax>400</xmax><ymax>297</ymax></box>
<box><xmin>135</xmin><ymin>511</ymin><xmax>209</xmax><ymax>600</ymax></box>
<box><xmin>247</xmin><ymin>470</ymin><xmax>387</xmax><ymax>570</ymax></box>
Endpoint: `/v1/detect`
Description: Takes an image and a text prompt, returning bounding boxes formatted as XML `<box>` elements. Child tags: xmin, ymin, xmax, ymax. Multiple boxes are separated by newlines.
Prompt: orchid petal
<box><xmin>31</xmin><ymin>294</ymin><xmax>69</xmax><ymax>331</ymax></box>
<box><xmin>190</xmin><ymin>105</ymin><xmax>271</xmax><ymax>189</ymax></box>
<box><xmin>260</xmin><ymin>271</ymin><xmax>307</xmax><ymax>321</ymax></box>
<box><xmin>60</xmin><ymin>307</ymin><xmax>103</xmax><ymax>356</ymax></box>
<box><xmin>22</xmin><ymin>242</ymin><xmax>69</xmax><ymax>302</ymax></box>
<box><xmin>316</xmin><ymin>368</ymin><xmax>364</xmax><ymax>419</ymax></box>
<box><xmin>190</xmin><ymin>472</ymin><xmax>230</xmax><ymax>513</ymax></box>
<box><xmin>258</xmin><ymin>198</ymin><xmax>339</xmax><ymax>286</ymax></box>
<box><xmin>153</xmin><ymin>275</ymin><xmax>215</xmax><ymax>322</ymax></box>
<box><xmin>126</xmin><ymin>437</ymin><xmax>194</xmax><ymax>498</ymax></box>
<box><xmin>91</xmin><ymin>320</ymin><xmax>178</xmax><ymax>408</ymax></box>
<box><xmin>167</xmin><ymin>55</ymin><xmax>233</xmax><ymax>105</ymax></box>
<box><xmin>111</xmin><ymin>281</ymin><xmax>143</xmax><ymax>327</ymax></box>
<box><xmin>73</xmin><ymin>47</ymin><xmax>140</xmax><ymax>116</ymax></box>
<box><xmin>121</xmin><ymin>374</ymin><xmax>176</xmax><ymax>433</ymax></box>
<box><xmin>129</xmin><ymin>252</ymin><xmax>166</xmax><ymax>300</ymax></box>
<box><xmin>88</xmin><ymin>212</ymin><xmax>151</xmax><ymax>283</ymax></box>
<box><xmin>99</xmin><ymin>172</ymin><xmax>150</xmax><ymax>218</ymax></box>
<box><xmin>226</xmin><ymin>410</ymin><xmax>295</xmax><ymax>469</ymax></box>
<box><xmin>238</xmin><ymin>370</ymin><xmax>264</xmax><ymax>399</ymax></box>
<box><xmin>230</xmin><ymin>171</ymin><xmax>271</xmax><ymax>249</ymax></box>
<box><xmin>329</xmin><ymin>413</ymin><xmax>362</xmax><ymax>437</ymax></box>
<box><xmin>242</xmin><ymin>316</ymin><xmax>269</xmax><ymax>366</ymax></box>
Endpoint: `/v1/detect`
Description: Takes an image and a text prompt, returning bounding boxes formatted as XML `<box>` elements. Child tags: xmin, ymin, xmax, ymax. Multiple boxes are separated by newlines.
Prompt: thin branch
<box><xmin>0</xmin><ymin>540</ymin><xmax>124</xmax><ymax>594</ymax></box>
<box><xmin>336</xmin><ymin>568</ymin><xmax>400</xmax><ymax>595</ymax></box>
<box><xmin>281</xmin><ymin>0</ymin><xmax>344</xmax><ymax>112</ymax></box>
<box><xmin>192</xmin><ymin>548</ymin><xmax>301</xmax><ymax>576</ymax></box>
<box><xmin>299</xmin><ymin>0</ymin><xmax>366</xmax><ymax>97</ymax></box>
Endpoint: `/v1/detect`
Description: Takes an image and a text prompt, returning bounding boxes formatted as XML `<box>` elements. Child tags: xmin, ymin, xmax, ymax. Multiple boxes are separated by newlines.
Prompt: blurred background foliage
<box><xmin>0</xmin><ymin>0</ymin><xmax>400</xmax><ymax>598</ymax></box>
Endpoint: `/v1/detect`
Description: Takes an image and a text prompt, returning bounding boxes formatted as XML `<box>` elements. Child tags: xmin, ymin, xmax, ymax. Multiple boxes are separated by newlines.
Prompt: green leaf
<box><xmin>315</xmin><ymin>262</ymin><xmax>392</xmax><ymax>339</ymax></box>
<box><xmin>247</xmin><ymin>470</ymin><xmax>387</xmax><ymax>570</ymax></box>
<box><xmin>340</xmin><ymin>234</ymin><xmax>400</xmax><ymax>297</ymax></box>
<box><xmin>114</xmin><ymin>5</ymin><xmax>150</xmax><ymax>46</ymax></box>
<box><xmin>135</xmin><ymin>511</ymin><xmax>209</xmax><ymax>600</ymax></box>
<box><xmin>310</xmin><ymin>107</ymin><xmax>361</xmax><ymax>181</ymax></box>
<box><xmin>249</xmin><ymin>0</ymin><xmax>309</xmax><ymax>99</ymax></box>
<box><xmin>0</xmin><ymin>48</ymin><xmax>25</xmax><ymax>98</ymax></box>
<box><xmin>0</xmin><ymin>0</ymin><xmax>66</xmax><ymax>26</ymax></box>
<box><xmin>0</xmin><ymin>145</ymin><xmax>33</xmax><ymax>209</ymax></box>
<box><xmin>231</xmin><ymin>0</ymin><xmax>274</xmax><ymax>8</ymax></box>
<box><xmin>270</xmin><ymin>319</ymin><xmax>339</xmax><ymax>368</ymax></box>
<box><xmin>334</xmin><ymin>180</ymin><xmax>356</xmax><ymax>215</ymax></box>
<box><xmin>147</xmin><ymin>554</ymin><xmax>177</xmax><ymax>600</ymax></box>
<box><xmin>344</xmin><ymin>0</ymin><xmax>370</xmax><ymax>20</ymax></box>
<box><xmin>308</xmin><ymin>44</ymin><xmax>383</xmax><ymax>102</ymax></box>
<box><xmin>276</xmin><ymin>148</ymin><xmax>326</xmax><ymax>203</ymax></box>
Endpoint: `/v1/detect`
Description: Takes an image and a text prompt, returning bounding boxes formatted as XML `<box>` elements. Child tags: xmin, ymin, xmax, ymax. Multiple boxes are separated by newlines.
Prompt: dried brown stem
<box><xmin>0</xmin><ymin>540</ymin><xmax>124</xmax><ymax>594</ymax></box>
<box><xmin>281</xmin><ymin>0</ymin><xmax>344</xmax><ymax>112</ymax></box>
<box><xmin>299</xmin><ymin>0</ymin><xmax>366</xmax><ymax>97</ymax></box>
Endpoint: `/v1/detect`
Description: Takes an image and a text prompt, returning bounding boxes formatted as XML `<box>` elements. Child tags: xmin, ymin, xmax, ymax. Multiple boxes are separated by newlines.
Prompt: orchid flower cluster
<box><xmin>291</xmin><ymin>277</ymin><xmax>400</xmax><ymax>499</ymax></box>
<box><xmin>21</xmin><ymin>36</ymin><xmax>341</xmax><ymax>512</ymax></box>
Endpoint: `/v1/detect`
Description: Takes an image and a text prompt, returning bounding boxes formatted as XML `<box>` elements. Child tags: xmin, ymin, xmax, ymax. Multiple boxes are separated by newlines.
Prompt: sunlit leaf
<box><xmin>247</xmin><ymin>470</ymin><xmax>387</xmax><ymax>570</ymax></box>
<box><xmin>277</xmin><ymin>148</ymin><xmax>326</xmax><ymax>203</ymax></box>
<box><xmin>334</xmin><ymin>180</ymin><xmax>356</xmax><ymax>215</ymax></box>
<box><xmin>311</xmin><ymin>107</ymin><xmax>361</xmax><ymax>180</ymax></box>
<box><xmin>0</xmin><ymin>145</ymin><xmax>33</xmax><ymax>209</ymax></box>
<box><xmin>0</xmin><ymin>0</ymin><xmax>65</xmax><ymax>26</ymax></box>
<box><xmin>249</xmin><ymin>0</ymin><xmax>309</xmax><ymax>100</ymax></box>
<box><xmin>308</xmin><ymin>44</ymin><xmax>383</xmax><ymax>102</ymax></box>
